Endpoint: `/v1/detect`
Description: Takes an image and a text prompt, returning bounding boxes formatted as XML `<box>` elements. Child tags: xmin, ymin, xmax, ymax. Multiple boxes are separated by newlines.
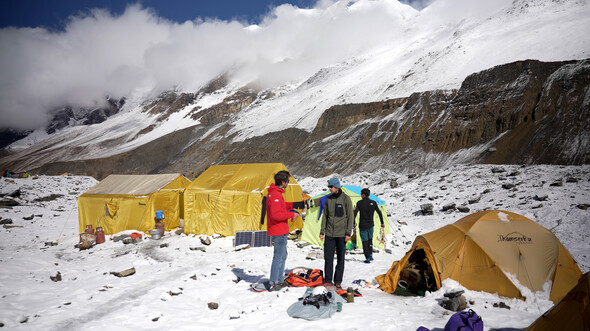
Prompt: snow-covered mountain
<box><xmin>1</xmin><ymin>0</ymin><xmax>589</xmax><ymax>177</ymax></box>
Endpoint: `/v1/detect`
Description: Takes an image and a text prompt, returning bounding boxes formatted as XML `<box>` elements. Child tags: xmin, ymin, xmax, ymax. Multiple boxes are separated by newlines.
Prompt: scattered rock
<box><xmin>152</xmin><ymin>317</ymin><xmax>160</xmax><ymax>322</ymax></box>
<box><xmin>482</xmin><ymin>189</ymin><xmax>491</xmax><ymax>194</ymax></box>
<box><xmin>200</xmin><ymin>237</ymin><xmax>212</xmax><ymax>246</ymax></box>
<box><xmin>190</xmin><ymin>246</ymin><xmax>206</xmax><ymax>252</ymax></box>
<box><xmin>441</xmin><ymin>290</ymin><xmax>467</xmax><ymax>311</ymax></box>
<box><xmin>306</xmin><ymin>251</ymin><xmax>323</xmax><ymax>260</ymax></box>
<box><xmin>457</xmin><ymin>206</ymin><xmax>470</xmax><ymax>213</ymax></box>
<box><xmin>508</xmin><ymin>171</ymin><xmax>521</xmax><ymax>177</ymax></box>
<box><xmin>534</xmin><ymin>195</ymin><xmax>548</xmax><ymax>201</ymax></box>
<box><xmin>23</xmin><ymin>215</ymin><xmax>34</xmax><ymax>220</ymax></box>
<box><xmin>112</xmin><ymin>234</ymin><xmax>131</xmax><ymax>242</ymax></box>
<box><xmin>297</xmin><ymin>241</ymin><xmax>310</xmax><ymax>248</ymax></box>
<box><xmin>576</xmin><ymin>204</ymin><xmax>589</xmax><ymax>210</ymax></box>
<box><xmin>122</xmin><ymin>237</ymin><xmax>142</xmax><ymax>244</ymax></box>
<box><xmin>440</xmin><ymin>186</ymin><xmax>448</xmax><ymax>190</ymax></box>
<box><xmin>491</xmin><ymin>167</ymin><xmax>506</xmax><ymax>173</ymax></box>
<box><xmin>190</xmin><ymin>274</ymin><xmax>197</xmax><ymax>280</ymax></box>
<box><xmin>549</xmin><ymin>181</ymin><xmax>563</xmax><ymax>187</ymax></box>
<box><xmin>168</xmin><ymin>289</ymin><xmax>182</xmax><ymax>296</ymax></box>
<box><xmin>0</xmin><ymin>198</ymin><xmax>19</xmax><ymax>207</ymax></box>
<box><xmin>408</xmin><ymin>174</ymin><xmax>417</xmax><ymax>179</ymax></box>
<box><xmin>532</xmin><ymin>204</ymin><xmax>543</xmax><ymax>209</ymax></box>
<box><xmin>442</xmin><ymin>203</ymin><xmax>456</xmax><ymax>211</ymax></box>
<box><xmin>234</xmin><ymin>244</ymin><xmax>250</xmax><ymax>251</ymax></box>
<box><xmin>33</xmin><ymin>194</ymin><xmax>64</xmax><ymax>202</ymax></box>
<box><xmin>110</xmin><ymin>267</ymin><xmax>136</xmax><ymax>277</ymax></box>
<box><xmin>502</xmin><ymin>183</ymin><xmax>516</xmax><ymax>190</ymax></box>
<box><xmin>50</xmin><ymin>271</ymin><xmax>62</xmax><ymax>282</ymax></box>
<box><xmin>389</xmin><ymin>179</ymin><xmax>398</xmax><ymax>188</ymax></box>
<box><xmin>420</xmin><ymin>203</ymin><xmax>434</xmax><ymax>216</ymax></box>
<box><xmin>468</xmin><ymin>196</ymin><xmax>481</xmax><ymax>204</ymax></box>
<box><xmin>7</xmin><ymin>189</ymin><xmax>21</xmax><ymax>198</ymax></box>
<box><xmin>45</xmin><ymin>241</ymin><xmax>58</xmax><ymax>246</ymax></box>
<box><xmin>566</xmin><ymin>177</ymin><xmax>579</xmax><ymax>183</ymax></box>
<box><xmin>175</xmin><ymin>228</ymin><xmax>184</xmax><ymax>235</ymax></box>
<box><xmin>208</xmin><ymin>302</ymin><xmax>219</xmax><ymax>310</ymax></box>
<box><xmin>0</xmin><ymin>218</ymin><xmax>13</xmax><ymax>224</ymax></box>
<box><xmin>160</xmin><ymin>243</ymin><xmax>169</xmax><ymax>248</ymax></box>
<box><xmin>493</xmin><ymin>301</ymin><xmax>511</xmax><ymax>310</ymax></box>
<box><xmin>78</xmin><ymin>233</ymin><xmax>96</xmax><ymax>250</ymax></box>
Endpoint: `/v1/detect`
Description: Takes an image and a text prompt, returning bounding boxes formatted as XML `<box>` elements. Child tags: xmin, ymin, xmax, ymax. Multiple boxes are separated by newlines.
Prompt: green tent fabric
<box><xmin>301</xmin><ymin>185</ymin><xmax>390</xmax><ymax>250</ymax></box>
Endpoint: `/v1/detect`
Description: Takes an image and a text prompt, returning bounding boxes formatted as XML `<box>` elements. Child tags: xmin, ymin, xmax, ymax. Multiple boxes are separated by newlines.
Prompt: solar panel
<box><xmin>234</xmin><ymin>230</ymin><xmax>271</xmax><ymax>247</ymax></box>
<box><xmin>253</xmin><ymin>230</ymin><xmax>271</xmax><ymax>247</ymax></box>
<box><xmin>235</xmin><ymin>231</ymin><xmax>253</xmax><ymax>246</ymax></box>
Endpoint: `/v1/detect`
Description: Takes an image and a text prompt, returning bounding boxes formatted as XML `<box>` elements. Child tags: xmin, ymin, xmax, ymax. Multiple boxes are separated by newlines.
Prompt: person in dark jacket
<box><xmin>266</xmin><ymin>170</ymin><xmax>301</xmax><ymax>291</ymax></box>
<box><xmin>354</xmin><ymin>188</ymin><xmax>384</xmax><ymax>263</ymax></box>
<box><xmin>319</xmin><ymin>177</ymin><xmax>354</xmax><ymax>288</ymax></box>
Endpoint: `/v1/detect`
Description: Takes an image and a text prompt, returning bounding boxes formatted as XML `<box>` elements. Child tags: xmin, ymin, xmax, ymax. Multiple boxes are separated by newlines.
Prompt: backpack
<box><xmin>444</xmin><ymin>309</ymin><xmax>483</xmax><ymax>331</ymax></box>
<box><xmin>284</xmin><ymin>267</ymin><xmax>324</xmax><ymax>287</ymax></box>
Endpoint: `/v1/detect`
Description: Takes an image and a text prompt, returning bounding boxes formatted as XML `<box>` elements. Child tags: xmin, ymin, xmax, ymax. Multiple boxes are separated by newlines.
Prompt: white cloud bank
<box><xmin>0</xmin><ymin>0</ymin><xmax>426</xmax><ymax>130</ymax></box>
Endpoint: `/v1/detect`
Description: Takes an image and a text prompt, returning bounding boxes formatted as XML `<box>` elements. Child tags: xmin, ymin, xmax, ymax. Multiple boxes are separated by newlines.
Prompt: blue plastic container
<box><xmin>156</xmin><ymin>210</ymin><xmax>164</xmax><ymax>220</ymax></box>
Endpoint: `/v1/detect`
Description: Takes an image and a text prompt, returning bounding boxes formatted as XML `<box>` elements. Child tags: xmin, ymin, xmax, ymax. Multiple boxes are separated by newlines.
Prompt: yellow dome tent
<box><xmin>78</xmin><ymin>173</ymin><xmax>190</xmax><ymax>235</ymax></box>
<box><xmin>528</xmin><ymin>272</ymin><xmax>590</xmax><ymax>330</ymax></box>
<box><xmin>183</xmin><ymin>163</ymin><xmax>305</xmax><ymax>236</ymax></box>
<box><xmin>376</xmin><ymin>210</ymin><xmax>582</xmax><ymax>303</ymax></box>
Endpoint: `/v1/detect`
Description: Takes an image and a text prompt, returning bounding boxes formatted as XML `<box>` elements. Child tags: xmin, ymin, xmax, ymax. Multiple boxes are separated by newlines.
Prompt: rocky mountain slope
<box><xmin>2</xmin><ymin>58</ymin><xmax>588</xmax><ymax>179</ymax></box>
<box><xmin>1</xmin><ymin>0</ymin><xmax>589</xmax><ymax>179</ymax></box>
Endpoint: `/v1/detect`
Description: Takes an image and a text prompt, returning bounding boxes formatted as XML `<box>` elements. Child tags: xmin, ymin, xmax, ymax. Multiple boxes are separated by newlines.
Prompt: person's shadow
<box><xmin>231</xmin><ymin>267</ymin><xmax>266</xmax><ymax>284</ymax></box>
<box><xmin>231</xmin><ymin>267</ymin><xmax>299</xmax><ymax>284</ymax></box>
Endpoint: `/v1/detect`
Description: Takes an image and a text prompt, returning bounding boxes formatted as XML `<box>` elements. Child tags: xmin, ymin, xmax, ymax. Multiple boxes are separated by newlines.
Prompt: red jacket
<box><xmin>266</xmin><ymin>183</ymin><xmax>295</xmax><ymax>236</ymax></box>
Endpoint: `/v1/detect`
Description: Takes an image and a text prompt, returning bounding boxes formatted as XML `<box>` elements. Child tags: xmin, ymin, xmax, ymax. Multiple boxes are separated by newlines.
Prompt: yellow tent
<box><xmin>78</xmin><ymin>174</ymin><xmax>190</xmax><ymax>235</ymax></box>
<box><xmin>183</xmin><ymin>163</ymin><xmax>304</xmax><ymax>236</ymax></box>
<box><xmin>376</xmin><ymin>210</ymin><xmax>582</xmax><ymax>303</ymax></box>
<box><xmin>528</xmin><ymin>272</ymin><xmax>590</xmax><ymax>330</ymax></box>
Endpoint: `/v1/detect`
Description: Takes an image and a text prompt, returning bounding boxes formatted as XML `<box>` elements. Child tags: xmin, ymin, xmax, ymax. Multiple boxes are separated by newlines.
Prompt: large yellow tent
<box><xmin>78</xmin><ymin>174</ymin><xmax>190</xmax><ymax>234</ymax></box>
<box><xmin>183</xmin><ymin>163</ymin><xmax>305</xmax><ymax>236</ymax></box>
<box><xmin>528</xmin><ymin>272</ymin><xmax>590</xmax><ymax>330</ymax></box>
<box><xmin>376</xmin><ymin>210</ymin><xmax>582</xmax><ymax>303</ymax></box>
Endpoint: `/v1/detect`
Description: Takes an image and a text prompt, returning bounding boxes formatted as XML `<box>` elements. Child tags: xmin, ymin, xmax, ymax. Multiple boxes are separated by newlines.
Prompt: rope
<box><xmin>56</xmin><ymin>204</ymin><xmax>76</xmax><ymax>244</ymax></box>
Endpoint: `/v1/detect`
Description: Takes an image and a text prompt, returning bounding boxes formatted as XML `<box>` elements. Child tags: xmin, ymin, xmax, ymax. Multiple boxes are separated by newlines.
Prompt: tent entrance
<box><xmin>394</xmin><ymin>249</ymin><xmax>438</xmax><ymax>296</ymax></box>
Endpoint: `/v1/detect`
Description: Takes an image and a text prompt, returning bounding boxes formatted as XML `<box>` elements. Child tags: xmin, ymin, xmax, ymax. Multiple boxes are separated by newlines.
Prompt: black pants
<box><xmin>323</xmin><ymin>236</ymin><xmax>346</xmax><ymax>284</ymax></box>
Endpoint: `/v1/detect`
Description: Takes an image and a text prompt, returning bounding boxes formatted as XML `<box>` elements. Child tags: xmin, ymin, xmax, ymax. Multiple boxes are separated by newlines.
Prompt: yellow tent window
<box><xmin>105</xmin><ymin>200</ymin><xmax>119</xmax><ymax>216</ymax></box>
<box><xmin>195</xmin><ymin>192</ymin><xmax>212</xmax><ymax>213</ymax></box>
<box><xmin>230</xmin><ymin>194</ymin><xmax>250</xmax><ymax>215</ymax></box>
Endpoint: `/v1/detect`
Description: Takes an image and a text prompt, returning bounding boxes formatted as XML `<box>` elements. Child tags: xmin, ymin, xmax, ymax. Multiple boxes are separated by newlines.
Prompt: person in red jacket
<box><xmin>266</xmin><ymin>170</ymin><xmax>301</xmax><ymax>291</ymax></box>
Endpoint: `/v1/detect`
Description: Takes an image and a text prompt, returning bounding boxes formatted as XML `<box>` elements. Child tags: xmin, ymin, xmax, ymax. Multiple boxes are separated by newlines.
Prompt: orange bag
<box><xmin>284</xmin><ymin>267</ymin><xmax>324</xmax><ymax>287</ymax></box>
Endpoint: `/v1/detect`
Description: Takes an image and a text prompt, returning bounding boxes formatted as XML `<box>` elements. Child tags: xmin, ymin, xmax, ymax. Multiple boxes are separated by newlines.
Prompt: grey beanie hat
<box><xmin>327</xmin><ymin>177</ymin><xmax>341</xmax><ymax>188</ymax></box>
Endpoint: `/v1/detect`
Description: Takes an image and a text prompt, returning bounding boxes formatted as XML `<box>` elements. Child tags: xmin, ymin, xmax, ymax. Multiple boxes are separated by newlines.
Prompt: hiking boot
<box><xmin>369</xmin><ymin>256</ymin><xmax>374</xmax><ymax>261</ymax></box>
<box><xmin>334</xmin><ymin>283</ymin><xmax>342</xmax><ymax>290</ymax></box>
<box><xmin>269</xmin><ymin>282</ymin><xmax>287</xmax><ymax>292</ymax></box>
<box><xmin>364</xmin><ymin>259</ymin><xmax>371</xmax><ymax>264</ymax></box>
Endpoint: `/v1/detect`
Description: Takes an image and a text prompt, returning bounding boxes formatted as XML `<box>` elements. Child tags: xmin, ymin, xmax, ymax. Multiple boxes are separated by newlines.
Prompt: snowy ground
<box><xmin>0</xmin><ymin>164</ymin><xmax>588</xmax><ymax>330</ymax></box>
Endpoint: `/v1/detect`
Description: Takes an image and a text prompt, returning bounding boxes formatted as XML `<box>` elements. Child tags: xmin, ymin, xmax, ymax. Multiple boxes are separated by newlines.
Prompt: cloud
<box><xmin>0</xmin><ymin>0</ymin><xmax>420</xmax><ymax>130</ymax></box>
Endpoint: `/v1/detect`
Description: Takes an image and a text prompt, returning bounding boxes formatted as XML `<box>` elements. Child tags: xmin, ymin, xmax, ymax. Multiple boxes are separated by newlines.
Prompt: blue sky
<box><xmin>0</xmin><ymin>0</ymin><xmax>426</xmax><ymax>29</ymax></box>
<box><xmin>0</xmin><ymin>0</ymin><xmax>430</xmax><ymax>129</ymax></box>
<box><xmin>0</xmin><ymin>0</ymin><xmax>315</xmax><ymax>29</ymax></box>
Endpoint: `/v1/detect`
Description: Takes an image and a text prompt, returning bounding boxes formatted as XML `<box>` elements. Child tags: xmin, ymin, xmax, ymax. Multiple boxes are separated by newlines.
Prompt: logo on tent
<box><xmin>497</xmin><ymin>231</ymin><xmax>532</xmax><ymax>244</ymax></box>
